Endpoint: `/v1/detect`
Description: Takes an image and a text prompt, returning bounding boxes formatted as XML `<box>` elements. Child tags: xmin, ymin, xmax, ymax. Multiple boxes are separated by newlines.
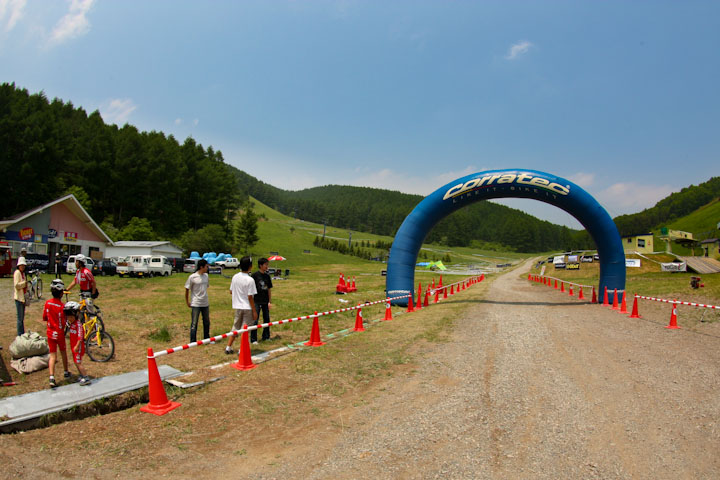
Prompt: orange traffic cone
<box><xmin>629</xmin><ymin>294</ymin><xmax>641</xmax><ymax>318</ymax></box>
<box><xmin>528</xmin><ymin>274</ymin><xmax>531</xmax><ymax>281</ymax></box>
<box><xmin>304</xmin><ymin>312</ymin><xmax>325</xmax><ymax>346</ymax></box>
<box><xmin>231</xmin><ymin>327</ymin><xmax>257</xmax><ymax>371</ymax></box>
<box><xmin>140</xmin><ymin>348</ymin><xmax>181</xmax><ymax>416</ymax></box>
<box><xmin>665</xmin><ymin>302</ymin><xmax>680</xmax><ymax>329</ymax></box>
<box><xmin>612</xmin><ymin>289</ymin><xmax>619</xmax><ymax>310</ymax></box>
<box><xmin>350</xmin><ymin>276</ymin><xmax>357</xmax><ymax>292</ymax></box>
<box><xmin>383</xmin><ymin>299</ymin><xmax>393</xmax><ymax>321</ymax></box>
<box><xmin>480</xmin><ymin>274</ymin><xmax>484</xmax><ymax>281</ymax></box>
<box><xmin>450</xmin><ymin>284</ymin><xmax>454</xmax><ymax>295</ymax></box>
<box><xmin>416</xmin><ymin>283</ymin><xmax>423</xmax><ymax>310</ymax></box>
<box><xmin>560</xmin><ymin>282</ymin><xmax>565</xmax><ymax>293</ymax></box>
<box><xmin>423</xmin><ymin>289</ymin><xmax>430</xmax><ymax>307</ymax></box>
<box><xmin>406</xmin><ymin>296</ymin><xmax>414</xmax><ymax>313</ymax></box>
<box><xmin>619</xmin><ymin>291</ymin><xmax>628</xmax><ymax>314</ymax></box>
<box><xmin>353</xmin><ymin>306</ymin><xmax>365</xmax><ymax>332</ymax></box>
<box><xmin>569</xmin><ymin>284</ymin><xmax>574</xmax><ymax>296</ymax></box>
<box><xmin>554</xmin><ymin>279</ymin><xmax>558</xmax><ymax>289</ymax></box>
<box><xmin>578</xmin><ymin>286</ymin><xmax>585</xmax><ymax>300</ymax></box>
<box><xmin>434</xmin><ymin>288</ymin><xmax>439</xmax><ymax>304</ymax></box>
<box><xmin>602</xmin><ymin>286</ymin><xmax>609</xmax><ymax>306</ymax></box>
<box><xmin>591</xmin><ymin>286</ymin><xmax>597</xmax><ymax>304</ymax></box>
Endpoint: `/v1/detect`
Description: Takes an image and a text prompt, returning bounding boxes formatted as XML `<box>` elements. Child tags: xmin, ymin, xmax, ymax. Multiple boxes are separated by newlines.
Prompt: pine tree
<box><xmin>236</xmin><ymin>202</ymin><xmax>259</xmax><ymax>253</ymax></box>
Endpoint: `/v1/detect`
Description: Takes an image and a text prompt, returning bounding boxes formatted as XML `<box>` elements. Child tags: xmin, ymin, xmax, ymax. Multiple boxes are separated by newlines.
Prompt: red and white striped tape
<box><xmin>534</xmin><ymin>275</ymin><xmax>593</xmax><ymax>290</ymax></box>
<box><xmin>635</xmin><ymin>294</ymin><xmax>719</xmax><ymax>310</ymax></box>
<box><xmin>151</xmin><ymin>293</ymin><xmax>411</xmax><ymax>359</ymax></box>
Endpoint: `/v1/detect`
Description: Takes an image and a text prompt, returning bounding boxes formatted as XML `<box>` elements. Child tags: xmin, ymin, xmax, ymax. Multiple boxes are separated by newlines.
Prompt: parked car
<box><xmin>118</xmin><ymin>255</ymin><xmax>150</xmax><ymax>277</ymax></box>
<box><xmin>183</xmin><ymin>258</ymin><xmax>199</xmax><ymax>273</ymax></box>
<box><xmin>168</xmin><ymin>257</ymin><xmax>185</xmax><ymax>273</ymax></box>
<box><xmin>216</xmin><ymin>257</ymin><xmax>239</xmax><ymax>269</ymax></box>
<box><xmin>93</xmin><ymin>258</ymin><xmax>117</xmax><ymax>276</ymax></box>
<box><xmin>149</xmin><ymin>256</ymin><xmax>173</xmax><ymax>276</ymax></box>
<box><xmin>66</xmin><ymin>255</ymin><xmax>95</xmax><ymax>274</ymax></box>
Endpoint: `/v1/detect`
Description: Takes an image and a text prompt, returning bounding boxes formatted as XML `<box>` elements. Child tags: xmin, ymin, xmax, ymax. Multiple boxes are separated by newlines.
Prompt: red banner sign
<box><xmin>64</xmin><ymin>231</ymin><xmax>78</xmax><ymax>242</ymax></box>
<box><xmin>19</xmin><ymin>227</ymin><xmax>34</xmax><ymax>241</ymax></box>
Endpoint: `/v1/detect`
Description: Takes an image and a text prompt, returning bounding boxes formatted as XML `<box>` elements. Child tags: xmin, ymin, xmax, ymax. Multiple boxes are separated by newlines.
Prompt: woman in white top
<box><xmin>13</xmin><ymin>257</ymin><xmax>28</xmax><ymax>336</ymax></box>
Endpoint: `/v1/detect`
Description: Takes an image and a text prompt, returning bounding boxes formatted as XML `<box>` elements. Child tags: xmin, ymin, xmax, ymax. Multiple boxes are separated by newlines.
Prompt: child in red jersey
<box><xmin>42</xmin><ymin>279</ymin><xmax>70</xmax><ymax>388</ymax></box>
<box><xmin>63</xmin><ymin>300</ymin><xmax>90</xmax><ymax>386</ymax></box>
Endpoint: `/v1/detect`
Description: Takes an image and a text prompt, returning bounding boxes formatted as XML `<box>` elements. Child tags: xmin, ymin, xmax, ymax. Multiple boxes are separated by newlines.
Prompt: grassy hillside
<box><xmin>667</xmin><ymin>198</ymin><xmax>720</xmax><ymax>239</ymax></box>
<box><xmin>247</xmin><ymin>196</ymin><xmax>535</xmax><ymax>271</ymax></box>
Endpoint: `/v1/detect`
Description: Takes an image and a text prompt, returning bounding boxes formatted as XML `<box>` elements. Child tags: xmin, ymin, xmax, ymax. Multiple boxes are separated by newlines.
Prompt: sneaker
<box><xmin>49</xmin><ymin>377</ymin><xmax>57</xmax><ymax>389</ymax></box>
<box><xmin>252</xmin><ymin>341</ymin><xmax>258</xmax><ymax>345</ymax></box>
<box><xmin>63</xmin><ymin>371</ymin><xmax>71</xmax><ymax>379</ymax></box>
<box><xmin>225</xmin><ymin>347</ymin><xmax>234</xmax><ymax>355</ymax></box>
<box><xmin>79</xmin><ymin>376</ymin><xmax>91</xmax><ymax>386</ymax></box>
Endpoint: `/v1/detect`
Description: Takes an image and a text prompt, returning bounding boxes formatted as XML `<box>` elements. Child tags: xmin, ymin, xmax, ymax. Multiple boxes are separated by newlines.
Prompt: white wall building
<box><xmin>105</xmin><ymin>241</ymin><xmax>183</xmax><ymax>259</ymax></box>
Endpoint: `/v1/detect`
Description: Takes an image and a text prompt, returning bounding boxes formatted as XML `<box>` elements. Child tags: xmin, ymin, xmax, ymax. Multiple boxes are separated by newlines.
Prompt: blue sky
<box><xmin>2</xmin><ymin>1</ymin><xmax>719</xmax><ymax>228</ymax></box>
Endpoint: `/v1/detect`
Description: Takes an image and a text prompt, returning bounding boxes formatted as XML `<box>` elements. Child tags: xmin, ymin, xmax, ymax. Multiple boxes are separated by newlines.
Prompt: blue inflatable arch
<box><xmin>386</xmin><ymin>169</ymin><xmax>626</xmax><ymax>306</ymax></box>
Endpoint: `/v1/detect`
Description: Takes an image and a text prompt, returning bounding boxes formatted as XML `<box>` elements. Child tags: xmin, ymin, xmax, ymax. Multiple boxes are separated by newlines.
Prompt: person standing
<box><xmin>184</xmin><ymin>259</ymin><xmax>211</xmax><ymax>343</ymax></box>
<box><xmin>66</xmin><ymin>254</ymin><xmax>97</xmax><ymax>298</ymax></box>
<box><xmin>251</xmin><ymin>257</ymin><xmax>273</xmax><ymax>342</ymax></box>
<box><xmin>13</xmin><ymin>257</ymin><xmax>28</xmax><ymax>336</ymax></box>
<box><xmin>42</xmin><ymin>279</ymin><xmax>71</xmax><ymax>388</ymax></box>
<box><xmin>225</xmin><ymin>256</ymin><xmax>257</xmax><ymax>353</ymax></box>
<box><xmin>54</xmin><ymin>253</ymin><xmax>62</xmax><ymax>279</ymax></box>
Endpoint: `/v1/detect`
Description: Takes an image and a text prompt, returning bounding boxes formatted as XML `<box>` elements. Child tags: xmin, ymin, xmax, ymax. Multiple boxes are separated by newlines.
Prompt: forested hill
<box><xmin>230</xmin><ymin>165</ymin><xmax>583</xmax><ymax>252</ymax></box>
<box><xmin>0</xmin><ymin>83</ymin><xmax>242</xmax><ymax>238</ymax></box>
<box><xmin>613</xmin><ymin>177</ymin><xmax>720</xmax><ymax>236</ymax></box>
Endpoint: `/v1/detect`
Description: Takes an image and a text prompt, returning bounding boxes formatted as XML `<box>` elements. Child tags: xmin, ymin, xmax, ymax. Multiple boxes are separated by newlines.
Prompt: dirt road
<box><xmin>239</xmin><ymin>263</ymin><xmax>720</xmax><ymax>479</ymax></box>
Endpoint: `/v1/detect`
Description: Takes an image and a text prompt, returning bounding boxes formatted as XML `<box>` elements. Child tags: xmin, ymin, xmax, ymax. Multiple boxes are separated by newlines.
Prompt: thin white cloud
<box><xmin>505</xmin><ymin>40</ymin><xmax>533</xmax><ymax>60</ymax></box>
<box><xmin>568</xmin><ymin>172</ymin><xmax>595</xmax><ymax>188</ymax></box>
<box><xmin>49</xmin><ymin>0</ymin><xmax>94</xmax><ymax>45</ymax></box>
<box><xmin>0</xmin><ymin>0</ymin><xmax>26</xmax><ymax>32</ymax></box>
<box><xmin>100</xmin><ymin>98</ymin><xmax>137</xmax><ymax>125</ymax></box>
<box><xmin>193</xmin><ymin>118</ymin><xmax>199</xmax><ymax>126</ymax></box>
<box><xmin>596</xmin><ymin>182</ymin><xmax>675</xmax><ymax>217</ymax></box>
<box><xmin>174</xmin><ymin>118</ymin><xmax>182</xmax><ymax>125</ymax></box>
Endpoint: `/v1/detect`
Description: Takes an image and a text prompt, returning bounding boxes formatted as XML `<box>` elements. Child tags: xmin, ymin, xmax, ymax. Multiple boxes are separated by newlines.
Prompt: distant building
<box><xmin>0</xmin><ymin>194</ymin><xmax>112</xmax><ymax>261</ymax></box>
<box><xmin>700</xmin><ymin>238</ymin><xmax>719</xmax><ymax>259</ymax></box>
<box><xmin>105</xmin><ymin>241</ymin><xmax>183</xmax><ymax>259</ymax></box>
<box><xmin>622</xmin><ymin>233</ymin><xmax>654</xmax><ymax>254</ymax></box>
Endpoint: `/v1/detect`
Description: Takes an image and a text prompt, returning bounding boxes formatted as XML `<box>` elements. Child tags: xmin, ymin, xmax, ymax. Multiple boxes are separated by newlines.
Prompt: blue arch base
<box><xmin>386</xmin><ymin>169</ymin><xmax>626</xmax><ymax>306</ymax></box>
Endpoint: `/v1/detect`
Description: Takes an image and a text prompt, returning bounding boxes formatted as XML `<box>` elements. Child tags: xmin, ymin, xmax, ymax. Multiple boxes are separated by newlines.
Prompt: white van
<box><xmin>66</xmin><ymin>255</ymin><xmax>95</xmax><ymax>274</ymax></box>
<box><xmin>149</xmin><ymin>256</ymin><xmax>173</xmax><ymax>277</ymax></box>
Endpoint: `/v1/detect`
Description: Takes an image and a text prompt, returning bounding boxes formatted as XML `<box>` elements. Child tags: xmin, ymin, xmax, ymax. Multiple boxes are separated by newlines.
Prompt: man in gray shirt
<box><xmin>184</xmin><ymin>259</ymin><xmax>210</xmax><ymax>343</ymax></box>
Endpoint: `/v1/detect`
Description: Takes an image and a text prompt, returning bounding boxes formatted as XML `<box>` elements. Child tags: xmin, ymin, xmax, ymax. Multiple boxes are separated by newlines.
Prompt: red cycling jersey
<box><xmin>75</xmin><ymin>267</ymin><xmax>95</xmax><ymax>291</ymax></box>
<box><xmin>43</xmin><ymin>298</ymin><xmax>67</xmax><ymax>352</ymax></box>
<box><xmin>43</xmin><ymin>298</ymin><xmax>66</xmax><ymax>335</ymax></box>
<box><xmin>68</xmin><ymin>318</ymin><xmax>85</xmax><ymax>364</ymax></box>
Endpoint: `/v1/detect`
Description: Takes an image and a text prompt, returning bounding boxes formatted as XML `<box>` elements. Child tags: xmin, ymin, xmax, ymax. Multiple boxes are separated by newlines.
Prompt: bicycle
<box><xmin>64</xmin><ymin>292</ymin><xmax>115</xmax><ymax>362</ymax></box>
<box><xmin>26</xmin><ymin>269</ymin><xmax>43</xmax><ymax>301</ymax></box>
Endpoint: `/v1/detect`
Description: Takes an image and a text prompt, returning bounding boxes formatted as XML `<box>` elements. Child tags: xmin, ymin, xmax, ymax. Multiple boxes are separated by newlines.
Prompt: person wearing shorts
<box><xmin>42</xmin><ymin>279</ymin><xmax>70</xmax><ymax>388</ymax></box>
<box><xmin>225</xmin><ymin>256</ymin><xmax>257</xmax><ymax>354</ymax></box>
<box><xmin>64</xmin><ymin>301</ymin><xmax>91</xmax><ymax>386</ymax></box>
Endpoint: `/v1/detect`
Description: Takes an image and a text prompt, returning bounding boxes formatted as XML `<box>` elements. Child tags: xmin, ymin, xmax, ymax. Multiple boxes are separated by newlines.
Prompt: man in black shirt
<box><xmin>251</xmin><ymin>257</ymin><xmax>273</xmax><ymax>341</ymax></box>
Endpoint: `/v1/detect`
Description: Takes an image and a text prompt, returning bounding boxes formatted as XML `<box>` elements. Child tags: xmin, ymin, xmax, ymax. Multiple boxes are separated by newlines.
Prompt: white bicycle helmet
<box><xmin>50</xmin><ymin>279</ymin><xmax>65</xmax><ymax>294</ymax></box>
<box><xmin>63</xmin><ymin>301</ymin><xmax>81</xmax><ymax>315</ymax></box>
<box><xmin>75</xmin><ymin>254</ymin><xmax>86</xmax><ymax>263</ymax></box>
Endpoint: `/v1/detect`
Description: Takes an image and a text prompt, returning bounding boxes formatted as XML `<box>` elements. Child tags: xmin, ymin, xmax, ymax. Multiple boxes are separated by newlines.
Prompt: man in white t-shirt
<box><xmin>184</xmin><ymin>259</ymin><xmax>210</xmax><ymax>343</ymax></box>
<box><xmin>225</xmin><ymin>256</ymin><xmax>258</xmax><ymax>353</ymax></box>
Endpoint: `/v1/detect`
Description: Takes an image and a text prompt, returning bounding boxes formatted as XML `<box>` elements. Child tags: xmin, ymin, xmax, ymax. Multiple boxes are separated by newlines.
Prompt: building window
<box><xmin>638</xmin><ymin>239</ymin><xmax>645</xmax><ymax>248</ymax></box>
<box><xmin>627</xmin><ymin>238</ymin><xmax>632</xmax><ymax>243</ymax></box>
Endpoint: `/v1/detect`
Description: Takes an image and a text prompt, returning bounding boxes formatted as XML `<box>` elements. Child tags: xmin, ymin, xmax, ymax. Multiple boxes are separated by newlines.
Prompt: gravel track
<box><xmin>245</xmin><ymin>262</ymin><xmax>720</xmax><ymax>479</ymax></box>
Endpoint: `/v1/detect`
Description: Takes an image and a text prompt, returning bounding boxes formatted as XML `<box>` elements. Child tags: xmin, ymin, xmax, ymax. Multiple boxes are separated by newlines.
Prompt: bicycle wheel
<box><xmin>37</xmin><ymin>278</ymin><xmax>43</xmax><ymax>299</ymax></box>
<box><xmin>86</xmin><ymin>329</ymin><xmax>115</xmax><ymax>362</ymax></box>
